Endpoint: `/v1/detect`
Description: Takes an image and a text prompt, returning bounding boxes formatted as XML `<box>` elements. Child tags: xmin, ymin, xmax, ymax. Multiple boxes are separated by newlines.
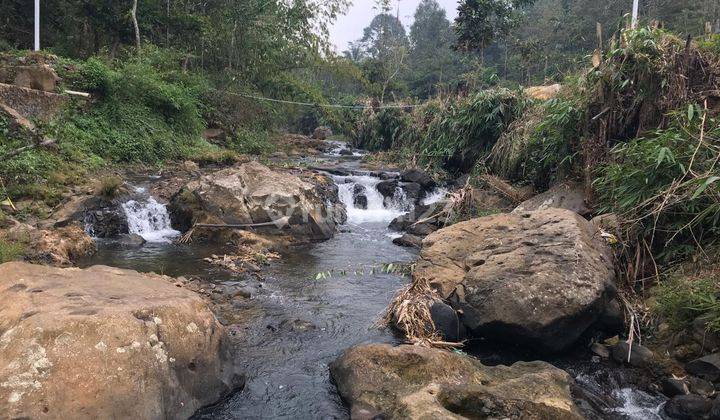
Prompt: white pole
<box><xmin>631</xmin><ymin>0</ymin><xmax>639</xmax><ymax>29</ymax></box>
<box><xmin>34</xmin><ymin>0</ymin><xmax>40</xmax><ymax>51</ymax></box>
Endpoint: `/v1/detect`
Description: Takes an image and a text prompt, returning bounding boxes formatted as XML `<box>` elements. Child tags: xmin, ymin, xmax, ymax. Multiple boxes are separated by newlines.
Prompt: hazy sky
<box><xmin>330</xmin><ymin>0</ymin><xmax>460</xmax><ymax>52</ymax></box>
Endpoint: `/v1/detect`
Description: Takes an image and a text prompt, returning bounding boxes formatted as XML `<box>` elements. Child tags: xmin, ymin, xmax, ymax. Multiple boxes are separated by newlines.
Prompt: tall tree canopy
<box><xmin>0</xmin><ymin>0</ymin><xmax>349</xmax><ymax>79</ymax></box>
<box><xmin>454</xmin><ymin>0</ymin><xmax>536</xmax><ymax>58</ymax></box>
<box><xmin>407</xmin><ymin>0</ymin><xmax>465</xmax><ymax>98</ymax></box>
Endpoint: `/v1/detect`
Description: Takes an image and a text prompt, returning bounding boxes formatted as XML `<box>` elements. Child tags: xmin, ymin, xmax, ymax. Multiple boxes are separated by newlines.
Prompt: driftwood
<box><xmin>3</xmin><ymin>138</ymin><xmax>57</xmax><ymax>160</ymax></box>
<box><xmin>178</xmin><ymin>216</ymin><xmax>290</xmax><ymax>244</ymax></box>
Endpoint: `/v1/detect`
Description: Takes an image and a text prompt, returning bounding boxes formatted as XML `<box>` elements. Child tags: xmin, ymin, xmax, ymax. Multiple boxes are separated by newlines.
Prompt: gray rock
<box><xmin>353</xmin><ymin>184</ymin><xmax>368</xmax><ymax>210</ymax></box>
<box><xmin>406</xmin><ymin>222</ymin><xmax>438</xmax><ymax>237</ymax></box>
<box><xmin>693</xmin><ymin>317</ymin><xmax>720</xmax><ymax>351</ymax></box>
<box><xmin>400</xmin><ymin>182</ymin><xmax>423</xmax><ymax>203</ymax></box>
<box><xmin>389</xmin><ymin>214</ymin><xmax>414</xmax><ymax>232</ymax></box>
<box><xmin>312</xmin><ymin>126</ymin><xmax>333</xmax><ymax>140</ymax></box>
<box><xmin>687</xmin><ymin>353</ymin><xmax>720</xmax><ymax>382</ymax></box>
<box><xmin>611</xmin><ymin>342</ymin><xmax>654</xmax><ymax>367</ymax></box>
<box><xmin>429</xmin><ymin>302</ymin><xmax>463</xmax><ymax>342</ymax></box>
<box><xmin>339</xmin><ymin>149</ymin><xmax>354</xmax><ymax>156</ymax></box>
<box><xmin>116</xmin><ymin>233</ymin><xmax>146</xmax><ymax>248</ymax></box>
<box><xmin>662</xmin><ymin>377</ymin><xmax>689</xmax><ymax>398</ymax></box>
<box><xmin>400</xmin><ymin>169</ymin><xmax>436</xmax><ymax>191</ymax></box>
<box><xmin>168</xmin><ymin>161</ymin><xmax>340</xmax><ymax>242</ymax></box>
<box><xmin>664</xmin><ymin>394</ymin><xmax>713</xmax><ymax>420</ymax></box>
<box><xmin>687</xmin><ymin>376</ymin><xmax>715</xmax><ymax>397</ymax></box>
<box><xmin>392</xmin><ymin>234</ymin><xmax>423</xmax><ymax>249</ymax></box>
<box><xmin>596</xmin><ymin>299</ymin><xmax>625</xmax><ymax>334</ymax></box>
<box><xmin>414</xmin><ymin>209</ymin><xmax>616</xmax><ymax>353</ymax></box>
<box><xmin>376</xmin><ymin>180</ymin><xmax>399</xmax><ymax>199</ymax></box>
<box><xmin>590</xmin><ymin>342</ymin><xmax>610</xmax><ymax>359</ymax></box>
<box><xmin>710</xmin><ymin>396</ymin><xmax>720</xmax><ymax>420</ymax></box>
<box><xmin>330</xmin><ymin>344</ymin><xmax>584</xmax><ymax>419</ymax></box>
<box><xmin>513</xmin><ymin>182</ymin><xmax>591</xmax><ymax>217</ymax></box>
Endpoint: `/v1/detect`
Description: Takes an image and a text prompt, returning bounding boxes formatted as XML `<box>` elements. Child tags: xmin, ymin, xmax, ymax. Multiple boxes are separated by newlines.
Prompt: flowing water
<box><xmin>83</xmin><ymin>169</ymin><xmax>419</xmax><ymax>418</ymax></box>
<box><xmin>80</xmin><ymin>146</ymin><xmax>667</xmax><ymax>419</ymax></box>
<box><xmin>122</xmin><ymin>187</ymin><xmax>181</xmax><ymax>243</ymax></box>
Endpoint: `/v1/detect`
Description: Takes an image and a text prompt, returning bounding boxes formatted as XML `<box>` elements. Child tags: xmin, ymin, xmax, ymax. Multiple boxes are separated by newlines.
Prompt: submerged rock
<box><xmin>0</xmin><ymin>262</ymin><xmax>243</xmax><ymax>419</ymax></box>
<box><xmin>115</xmin><ymin>233</ymin><xmax>146</xmax><ymax>248</ymax></box>
<box><xmin>168</xmin><ymin>161</ymin><xmax>343</xmax><ymax>243</ymax></box>
<box><xmin>413</xmin><ymin>208</ymin><xmax>615</xmax><ymax>353</ymax></box>
<box><xmin>353</xmin><ymin>184</ymin><xmax>368</xmax><ymax>210</ymax></box>
<box><xmin>330</xmin><ymin>344</ymin><xmax>583</xmax><ymax>419</ymax></box>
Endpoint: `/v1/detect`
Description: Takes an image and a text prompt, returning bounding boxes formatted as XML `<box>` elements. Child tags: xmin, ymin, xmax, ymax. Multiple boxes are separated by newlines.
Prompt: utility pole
<box><xmin>34</xmin><ymin>0</ymin><xmax>40</xmax><ymax>51</ymax></box>
<box><xmin>631</xmin><ymin>0</ymin><xmax>639</xmax><ymax>29</ymax></box>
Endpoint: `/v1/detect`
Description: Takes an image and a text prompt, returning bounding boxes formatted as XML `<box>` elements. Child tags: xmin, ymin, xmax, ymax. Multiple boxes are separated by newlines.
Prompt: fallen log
<box><xmin>2</xmin><ymin>137</ymin><xmax>57</xmax><ymax>160</ymax></box>
<box><xmin>178</xmin><ymin>216</ymin><xmax>290</xmax><ymax>244</ymax></box>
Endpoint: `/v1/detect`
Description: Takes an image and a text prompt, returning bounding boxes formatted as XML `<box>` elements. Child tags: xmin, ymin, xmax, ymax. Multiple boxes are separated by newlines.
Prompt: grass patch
<box><xmin>0</xmin><ymin>238</ymin><xmax>24</xmax><ymax>263</ymax></box>
<box><xmin>655</xmin><ymin>253</ymin><xmax>720</xmax><ymax>333</ymax></box>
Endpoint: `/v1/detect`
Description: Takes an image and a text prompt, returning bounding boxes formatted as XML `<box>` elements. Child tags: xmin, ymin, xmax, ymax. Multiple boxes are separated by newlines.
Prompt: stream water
<box><xmin>79</xmin><ymin>144</ymin><xmax>668</xmax><ymax>419</ymax></box>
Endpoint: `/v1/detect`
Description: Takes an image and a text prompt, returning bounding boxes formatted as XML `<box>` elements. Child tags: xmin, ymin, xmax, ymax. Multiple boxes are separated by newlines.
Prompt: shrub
<box><xmin>419</xmin><ymin>89</ymin><xmax>524</xmax><ymax>173</ymax></box>
<box><xmin>228</xmin><ymin>127</ymin><xmax>275</xmax><ymax>156</ymax></box>
<box><xmin>488</xmin><ymin>85</ymin><xmax>585</xmax><ymax>189</ymax></box>
<box><xmin>0</xmin><ymin>238</ymin><xmax>24</xmax><ymax>263</ymax></box>
<box><xmin>96</xmin><ymin>176</ymin><xmax>123</xmax><ymax>199</ymax></box>
<box><xmin>655</xmin><ymin>253</ymin><xmax>720</xmax><ymax>333</ymax></box>
<box><xmin>595</xmin><ymin>110</ymin><xmax>720</xmax><ymax>265</ymax></box>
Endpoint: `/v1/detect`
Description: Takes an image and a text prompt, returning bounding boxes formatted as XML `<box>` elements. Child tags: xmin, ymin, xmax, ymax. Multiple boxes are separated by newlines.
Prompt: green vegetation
<box><xmin>353</xmin><ymin>89</ymin><xmax>524</xmax><ymax>173</ymax></box>
<box><xmin>96</xmin><ymin>176</ymin><xmax>124</xmax><ymax>199</ymax></box>
<box><xmin>0</xmin><ymin>238</ymin><xmax>24</xmax><ymax>264</ymax></box>
<box><xmin>656</xmin><ymin>252</ymin><xmax>720</xmax><ymax>333</ymax></box>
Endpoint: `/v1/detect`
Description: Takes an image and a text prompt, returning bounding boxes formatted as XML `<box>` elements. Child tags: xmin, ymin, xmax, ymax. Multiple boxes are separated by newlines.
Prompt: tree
<box><xmin>407</xmin><ymin>0</ymin><xmax>465</xmax><ymax>98</ymax></box>
<box><xmin>454</xmin><ymin>0</ymin><xmax>536</xmax><ymax>64</ymax></box>
<box><xmin>351</xmin><ymin>12</ymin><xmax>410</xmax><ymax>102</ymax></box>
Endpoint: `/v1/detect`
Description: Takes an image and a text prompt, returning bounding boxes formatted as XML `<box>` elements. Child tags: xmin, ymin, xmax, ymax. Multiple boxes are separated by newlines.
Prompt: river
<box><xmin>79</xmin><ymin>144</ymin><xmax>667</xmax><ymax>419</ymax></box>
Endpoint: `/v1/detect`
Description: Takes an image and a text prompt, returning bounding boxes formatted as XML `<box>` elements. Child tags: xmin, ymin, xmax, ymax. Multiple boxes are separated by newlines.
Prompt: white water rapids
<box><xmin>121</xmin><ymin>193</ymin><xmax>180</xmax><ymax>243</ymax></box>
<box><xmin>334</xmin><ymin>174</ymin><xmax>410</xmax><ymax>224</ymax></box>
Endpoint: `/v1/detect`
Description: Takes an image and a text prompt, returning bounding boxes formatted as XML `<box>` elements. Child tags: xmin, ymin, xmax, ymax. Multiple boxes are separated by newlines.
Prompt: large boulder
<box><xmin>168</xmin><ymin>161</ymin><xmax>342</xmax><ymax>243</ymax></box>
<box><xmin>524</xmin><ymin>84</ymin><xmax>562</xmax><ymax>101</ymax></box>
<box><xmin>13</xmin><ymin>65</ymin><xmax>60</xmax><ymax>92</ymax></box>
<box><xmin>312</xmin><ymin>126</ymin><xmax>333</xmax><ymax>140</ymax></box>
<box><xmin>414</xmin><ymin>208</ymin><xmax>615</xmax><ymax>353</ymax></box>
<box><xmin>513</xmin><ymin>183</ymin><xmax>591</xmax><ymax>217</ymax></box>
<box><xmin>330</xmin><ymin>344</ymin><xmax>583</xmax><ymax>419</ymax></box>
<box><xmin>0</xmin><ymin>262</ymin><xmax>243</xmax><ymax>419</ymax></box>
<box><xmin>2</xmin><ymin>221</ymin><xmax>96</xmax><ymax>266</ymax></box>
<box><xmin>400</xmin><ymin>169</ymin><xmax>436</xmax><ymax>191</ymax></box>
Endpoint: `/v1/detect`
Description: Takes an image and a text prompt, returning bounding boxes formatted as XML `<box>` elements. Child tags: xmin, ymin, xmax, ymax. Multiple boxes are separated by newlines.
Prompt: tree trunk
<box><xmin>131</xmin><ymin>0</ymin><xmax>140</xmax><ymax>49</ymax></box>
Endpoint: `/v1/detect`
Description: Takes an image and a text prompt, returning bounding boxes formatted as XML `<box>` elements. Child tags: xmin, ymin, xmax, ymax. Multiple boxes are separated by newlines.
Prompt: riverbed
<box><xmin>79</xmin><ymin>144</ymin><xmax>667</xmax><ymax>419</ymax></box>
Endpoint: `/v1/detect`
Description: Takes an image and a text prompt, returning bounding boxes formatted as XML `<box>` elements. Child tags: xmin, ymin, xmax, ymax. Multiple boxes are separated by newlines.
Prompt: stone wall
<box><xmin>0</xmin><ymin>83</ymin><xmax>67</xmax><ymax>122</ymax></box>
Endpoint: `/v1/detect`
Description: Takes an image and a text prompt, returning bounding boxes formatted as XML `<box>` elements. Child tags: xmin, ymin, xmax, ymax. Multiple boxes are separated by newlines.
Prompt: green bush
<box><xmin>0</xmin><ymin>238</ymin><xmax>24</xmax><ymax>263</ymax></box>
<box><xmin>595</xmin><ymin>110</ymin><xmax>720</xmax><ymax>263</ymax></box>
<box><xmin>656</xmin><ymin>270</ymin><xmax>720</xmax><ymax>333</ymax></box>
<box><xmin>1</xmin><ymin>48</ymin><xmax>214</xmax><ymax>202</ymax></box>
<box><xmin>228</xmin><ymin>127</ymin><xmax>275</xmax><ymax>155</ymax></box>
<box><xmin>419</xmin><ymin>89</ymin><xmax>524</xmax><ymax>173</ymax></box>
<box><xmin>352</xmin><ymin>90</ymin><xmax>523</xmax><ymax>174</ymax></box>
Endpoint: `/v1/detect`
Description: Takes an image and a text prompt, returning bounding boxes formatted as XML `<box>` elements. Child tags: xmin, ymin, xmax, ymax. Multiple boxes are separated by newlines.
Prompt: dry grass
<box><xmin>487</xmin><ymin>105</ymin><xmax>545</xmax><ymax>181</ymax></box>
<box><xmin>380</xmin><ymin>277</ymin><xmax>463</xmax><ymax>349</ymax></box>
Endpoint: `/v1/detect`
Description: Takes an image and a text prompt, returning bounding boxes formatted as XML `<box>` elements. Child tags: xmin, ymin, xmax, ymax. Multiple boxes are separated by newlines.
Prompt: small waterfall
<box><xmin>122</xmin><ymin>196</ymin><xmax>180</xmax><ymax>243</ymax></box>
<box><xmin>421</xmin><ymin>187</ymin><xmax>448</xmax><ymax>206</ymax></box>
<box><xmin>334</xmin><ymin>174</ymin><xmax>411</xmax><ymax>224</ymax></box>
